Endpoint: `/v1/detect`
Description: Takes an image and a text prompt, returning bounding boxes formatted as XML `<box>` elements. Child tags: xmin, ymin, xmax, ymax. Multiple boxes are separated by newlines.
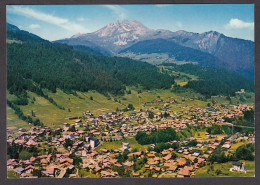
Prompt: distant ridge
<box><xmin>54</xmin><ymin>20</ymin><xmax>254</xmax><ymax>80</ymax></box>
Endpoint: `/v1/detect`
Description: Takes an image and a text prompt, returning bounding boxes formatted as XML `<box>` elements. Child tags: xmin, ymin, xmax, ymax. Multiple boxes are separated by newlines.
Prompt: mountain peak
<box><xmin>71</xmin><ymin>33</ymin><xmax>84</xmax><ymax>38</ymax></box>
<box><xmin>204</xmin><ymin>30</ymin><xmax>222</xmax><ymax>36</ymax></box>
<box><xmin>93</xmin><ymin>20</ymin><xmax>150</xmax><ymax>38</ymax></box>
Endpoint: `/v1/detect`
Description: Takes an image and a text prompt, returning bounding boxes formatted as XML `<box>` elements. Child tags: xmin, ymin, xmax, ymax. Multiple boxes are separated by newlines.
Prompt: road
<box><xmin>57</xmin><ymin>168</ymin><xmax>66</xmax><ymax>178</ymax></box>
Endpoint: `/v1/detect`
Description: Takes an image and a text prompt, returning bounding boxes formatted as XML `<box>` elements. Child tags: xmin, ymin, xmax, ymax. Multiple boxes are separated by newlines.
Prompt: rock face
<box><xmin>55</xmin><ymin>20</ymin><xmax>254</xmax><ymax>80</ymax></box>
<box><xmin>168</xmin><ymin>30</ymin><xmax>254</xmax><ymax>79</ymax></box>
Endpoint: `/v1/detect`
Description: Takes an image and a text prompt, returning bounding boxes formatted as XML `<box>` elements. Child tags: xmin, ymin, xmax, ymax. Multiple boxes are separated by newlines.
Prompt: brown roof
<box><xmin>163</xmin><ymin>154</ymin><xmax>172</xmax><ymax>161</ymax></box>
<box><xmin>178</xmin><ymin>167</ymin><xmax>190</xmax><ymax>176</ymax></box>
<box><xmin>177</xmin><ymin>158</ymin><xmax>186</xmax><ymax>166</ymax></box>
<box><xmin>60</xmin><ymin>158</ymin><xmax>73</xmax><ymax>164</ymax></box>
<box><xmin>168</xmin><ymin>166</ymin><xmax>177</xmax><ymax>171</ymax></box>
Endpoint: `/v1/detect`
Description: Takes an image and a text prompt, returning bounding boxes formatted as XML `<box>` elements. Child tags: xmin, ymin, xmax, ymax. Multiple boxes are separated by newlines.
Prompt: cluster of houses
<box><xmin>6</xmin><ymin>98</ymin><xmax>254</xmax><ymax>178</ymax></box>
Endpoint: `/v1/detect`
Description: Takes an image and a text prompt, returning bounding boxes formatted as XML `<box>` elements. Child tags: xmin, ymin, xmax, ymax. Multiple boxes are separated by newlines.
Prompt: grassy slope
<box><xmin>7</xmin><ymin>87</ymin><xmax>254</xmax><ymax>130</ymax></box>
<box><xmin>8</xmin><ymin>88</ymin><xmax>192</xmax><ymax>129</ymax></box>
<box><xmin>195</xmin><ymin>161</ymin><xmax>255</xmax><ymax>177</ymax></box>
<box><xmin>7</xmin><ymin>106</ymin><xmax>30</xmax><ymax>131</ymax></box>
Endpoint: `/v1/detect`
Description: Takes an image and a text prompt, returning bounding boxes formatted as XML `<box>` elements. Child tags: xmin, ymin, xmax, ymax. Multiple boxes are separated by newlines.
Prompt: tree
<box><xmin>235</xmin><ymin>144</ymin><xmax>254</xmax><ymax>161</ymax></box>
<box><xmin>69</xmin><ymin>125</ymin><xmax>76</xmax><ymax>132</ymax></box>
<box><xmin>215</xmin><ymin>169</ymin><xmax>222</xmax><ymax>175</ymax></box>
<box><xmin>18</xmin><ymin>150</ymin><xmax>33</xmax><ymax>160</ymax></box>
<box><xmin>69</xmin><ymin>153</ymin><xmax>82</xmax><ymax>166</ymax></box>
<box><xmin>32</xmin><ymin>169</ymin><xmax>42</xmax><ymax>177</ymax></box>
<box><xmin>127</xmin><ymin>104</ymin><xmax>134</xmax><ymax>110</ymax></box>
<box><xmin>186</xmin><ymin>140</ymin><xmax>198</xmax><ymax>147</ymax></box>
<box><xmin>171</xmin><ymin>152</ymin><xmax>177</xmax><ymax>159</ymax></box>
<box><xmin>148</xmin><ymin>111</ymin><xmax>154</xmax><ymax>119</ymax></box>
<box><xmin>64</xmin><ymin>138</ymin><xmax>73</xmax><ymax>149</ymax></box>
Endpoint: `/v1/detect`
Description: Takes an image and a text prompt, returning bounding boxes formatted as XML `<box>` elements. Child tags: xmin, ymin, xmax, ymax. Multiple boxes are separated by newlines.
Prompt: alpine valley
<box><xmin>6</xmin><ymin>20</ymin><xmax>255</xmax><ymax>178</ymax></box>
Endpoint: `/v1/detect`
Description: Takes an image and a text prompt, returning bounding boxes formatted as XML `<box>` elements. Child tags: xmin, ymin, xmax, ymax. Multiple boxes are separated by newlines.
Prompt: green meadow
<box><xmin>7</xmin><ymin>86</ymin><xmax>254</xmax><ymax>130</ymax></box>
<box><xmin>195</xmin><ymin>161</ymin><xmax>255</xmax><ymax>177</ymax></box>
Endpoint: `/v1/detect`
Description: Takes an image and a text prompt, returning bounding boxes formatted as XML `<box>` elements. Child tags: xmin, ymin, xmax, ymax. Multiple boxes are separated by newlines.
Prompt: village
<box><xmin>7</xmin><ymin>97</ymin><xmax>255</xmax><ymax>178</ymax></box>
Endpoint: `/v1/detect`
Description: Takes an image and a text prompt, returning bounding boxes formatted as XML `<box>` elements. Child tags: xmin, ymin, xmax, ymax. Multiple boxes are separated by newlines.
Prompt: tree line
<box><xmin>135</xmin><ymin>127</ymin><xmax>178</xmax><ymax>145</ymax></box>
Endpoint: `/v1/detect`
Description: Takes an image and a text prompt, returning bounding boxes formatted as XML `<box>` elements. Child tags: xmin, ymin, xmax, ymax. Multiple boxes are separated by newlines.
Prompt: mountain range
<box><xmin>6</xmin><ymin>22</ymin><xmax>254</xmax><ymax>101</ymax></box>
<box><xmin>56</xmin><ymin>20</ymin><xmax>254</xmax><ymax>80</ymax></box>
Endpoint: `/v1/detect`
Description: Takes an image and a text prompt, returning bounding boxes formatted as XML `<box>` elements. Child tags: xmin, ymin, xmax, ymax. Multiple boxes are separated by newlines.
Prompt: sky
<box><xmin>6</xmin><ymin>4</ymin><xmax>254</xmax><ymax>41</ymax></box>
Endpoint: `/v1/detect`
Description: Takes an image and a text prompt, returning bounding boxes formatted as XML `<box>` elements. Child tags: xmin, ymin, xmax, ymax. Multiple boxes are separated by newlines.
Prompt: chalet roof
<box><xmin>26</xmin><ymin>139</ymin><xmax>37</xmax><ymax>146</ymax></box>
<box><xmin>232</xmin><ymin>161</ymin><xmax>243</xmax><ymax>167</ymax></box>
<box><xmin>123</xmin><ymin>161</ymin><xmax>134</xmax><ymax>167</ymax></box>
<box><xmin>14</xmin><ymin>139</ymin><xmax>26</xmax><ymax>145</ymax></box>
<box><xmin>40</xmin><ymin>158</ymin><xmax>48</xmax><ymax>164</ymax></box>
<box><xmin>168</xmin><ymin>166</ymin><xmax>177</xmax><ymax>171</ymax></box>
<box><xmin>163</xmin><ymin>154</ymin><xmax>172</xmax><ymax>161</ymax></box>
<box><xmin>60</xmin><ymin>158</ymin><xmax>73</xmax><ymax>164</ymax></box>
<box><xmin>178</xmin><ymin>167</ymin><xmax>191</xmax><ymax>176</ymax></box>
<box><xmin>177</xmin><ymin>158</ymin><xmax>186</xmax><ymax>166</ymax></box>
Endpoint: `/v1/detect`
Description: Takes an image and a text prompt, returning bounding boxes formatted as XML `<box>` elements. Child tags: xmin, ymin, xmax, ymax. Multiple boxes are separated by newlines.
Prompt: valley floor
<box><xmin>6</xmin><ymin>88</ymin><xmax>255</xmax><ymax>178</ymax></box>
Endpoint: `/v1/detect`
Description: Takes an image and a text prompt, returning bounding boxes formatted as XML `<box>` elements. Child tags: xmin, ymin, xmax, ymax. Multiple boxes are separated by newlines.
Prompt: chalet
<box><xmin>14</xmin><ymin>139</ymin><xmax>26</xmax><ymax>145</ymax></box>
<box><xmin>16</xmin><ymin>167</ymin><xmax>25</xmax><ymax>175</ymax></box>
<box><xmin>7</xmin><ymin>129</ymin><xmax>14</xmax><ymax>136</ymax></box>
<box><xmin>100</xmin><ymin>148</ymin><xmax>108</xmax><ymax>153</ymax></box>
<box><xmin>222</xmin><ymin>144</ymin><xmax>231</xmax><ymax>149</ymax></box>
<box><xmin>163</xmin><ymin>154</ymin><xmax>172</xmax><ymax>161</ymax></box>
<box><xmin>75</xmin><ymin>119</ymin><xmax>82</xmax><ymax>126</ymax></box>
<box><xmin>177</xmin><ymin>158</ymin><xmax>186</xmax><ymax>166</ymax></box>
<box><xmin>18</xmin><ymin>128</ymin><xmax>27</xmax><ymax>133</ymax></box>
<box><xmin>26</xmin><ymin>139</ymin><xmax>37</xmax><ymax>146</ymax></box>
<box><xmin>7</xmin><ymin>159</ymin><xmax>17</xmax><ymax>169</ymax></box>
<box><xmin>63</xmin><ymin>123</ymin><xmax>70</xmax><ymax>132</ymax></box>
<box><xmin>230</xmin><ymin>161</ymin><xmax>245</xmax><ymax>172</ymax></box>
<box><xmin>91</xmin><ymin>120</ymin><xmax>99</xmax><ymax>125</ymax></box>
<box><xmin>192</xmin><ymin>152</ymin><xmax>200</xmax><ymax>157</ymax></box>
<box><xmin>178</xmin><ymin>166</ymin><xmax>191</xmax><ymax>177</ymax></box>
<box><xmin>123</xmin><ymin>161</ymin><xmax>134</xmax><ymax>168</ymax></box>
<box><xmin>42</xmin><ymin>165</ymin><xmax>59</xmax><ymax>177</ymax></box>
<box><xmin>17</xmin><ymin>133</ymin><xmax>29</xmax><ymax>140</ymax></box>
<box><xmin>62</xmin><ymin>131</ymin><xmax>79</xmax><ymax>139</ymax></box>
<box><xmin>122</xmin><ymin>142</ymin><xmax>130</xmax><ymax>149</ymax></box>
<box><xmin>101</xmin><ymin>170</ymin><xmax>117</xmax><ymax>177</ymax></box>
<box><xmin>23</xmin><ymin>165</ymin><xmax>35</xmax><ymax>174</ymax></box>
<box><xmin>168</xmin><ymin>166</ymin><xmax>177</xmax><ymax>172</ymax></box>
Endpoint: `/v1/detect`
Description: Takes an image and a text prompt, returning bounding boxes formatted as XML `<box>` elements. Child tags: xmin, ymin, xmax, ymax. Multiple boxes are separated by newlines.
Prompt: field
<box><xmin>7</xmin><ymin>170</ymin><xmax>20</xmax><ymax>178</ymax></box>
<box><xmin>195</xmin><ymin>161</ymin><xmax>255</xmax><ymax>177</ymax></box>
<box><xmin>7</xmin><ymin>106</ymin><xmax>30</xmax><ymax>132</ymax></box>
<box><xmin>7</xmin><ymin>87</ymin><xmax>211</xmax><ymax>129</ymax></box>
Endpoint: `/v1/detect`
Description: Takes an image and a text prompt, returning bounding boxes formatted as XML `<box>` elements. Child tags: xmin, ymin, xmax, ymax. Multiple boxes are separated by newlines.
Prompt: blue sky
<box><xmin>6</xmin><ymin>4</ymin><xmax>254</xmax><ymax>41</ymax></box>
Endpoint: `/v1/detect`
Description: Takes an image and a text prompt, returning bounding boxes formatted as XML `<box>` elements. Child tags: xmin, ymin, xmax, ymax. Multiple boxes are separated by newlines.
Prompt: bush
<box><xmin>235</xmin><ymin>144</ymin><xmax>254</xmax><ymax>161</ymax></box>
<box><xmin>19</xmin><ymin>150</ymin><xmax>33</xmax><ymax>160</ymax></box>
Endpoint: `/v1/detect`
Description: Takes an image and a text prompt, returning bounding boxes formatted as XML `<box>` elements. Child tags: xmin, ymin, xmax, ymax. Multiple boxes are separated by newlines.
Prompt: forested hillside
<box><xmin>163</xmin><ymin>63</ymin><xmax>254</xmax><ymax>97</ymax></box>
<box><xmin>7</xmin><ymin>29</ymin><xmax>175</xmax><ymax>104</ymax></box>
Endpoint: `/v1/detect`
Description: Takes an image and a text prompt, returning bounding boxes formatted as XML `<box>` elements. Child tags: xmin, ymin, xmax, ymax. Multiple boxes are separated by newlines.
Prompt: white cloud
<box><xmin>77</xmin><ymin>17</ymin><xmax>85</xmax><ymax>22</ymax></box>
<box><xmin>227</xmin><ymin>18</ymin><xmax>254</xmax><ymax>29</ymax></box>
<box><xmin>29</xmin><ymin>24</ymin><xmax>40</xmax><ymax>29</ymax></box>
<box><xmin>11</xmin><ymin>6</ymin><xmax>89</xmax><ymax>33</ymax></box>
<box><xmin>104</xmin><ymin>5</ymin><xmax>127</xmax><ymax>20</ymax></box>
<box><xmin>176</xmin><ymin>22</ymin><xmax>183</xmax><ymax>28</ymax></box>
